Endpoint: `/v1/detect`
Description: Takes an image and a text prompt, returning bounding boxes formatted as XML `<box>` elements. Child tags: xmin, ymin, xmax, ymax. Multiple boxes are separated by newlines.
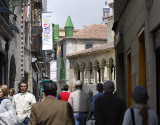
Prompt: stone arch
<box><xmin>74</xmin><ymin>63</ymin><xmax>79</xmax><ymax>69</ymax></box>
<box><xmin>109</xmin><ymin>57</ymin><xmax>115</xmax><ymax>80</ymax></box>
<box><xmin>83</xmin><ymin>61</ymin><xmax>92</xmax><ymax>84</ymax></box>
<box><xmin>100</xmin><ymin>58</ymin><xmax>106</xmax><ymax>65</ymax></box>
<box><xmin>87</xmin><ymin>61</ymin><xmax>92</xmax><ymax>67</ymax></box>
<box><xmin>109</xmin><ymin>57</ymin><xmax>114</xmax><ymax>64</ymax></box>
<box><xmin>9</xmin><ymin>55</ymin><xmax>16</xmax><ymax>88</ymax></box>
<box><xmin>101</xmin><ymin>59</ymin><xmax>108</xmax><ymax>81</ymax></box>
<box><xmin>74</xmin><ymin>63</ymin><xmax>80</xmax><ymax>80</ymax></box>
<box><xmin>93</xmin><ymin>60</ymin><xmax>99</xmax><ymax>66</ymax></box>
<box><xmin>93</xmin><ymin>60</ymin><xmax>100</xmax><ymax>83</ymax></box>
<box><xmin>80</xmin><ymin>62</ymin><xmax>86</xmax><ymax>68</ymax></box>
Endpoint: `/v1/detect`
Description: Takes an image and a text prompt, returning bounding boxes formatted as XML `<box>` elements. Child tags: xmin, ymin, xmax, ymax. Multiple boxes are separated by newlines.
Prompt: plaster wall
<box><xmin>65</xmin><ymin>39</ymin><xmax>107</xmax><ymax>55</ymax></box>
<box><xmin>115</xmin><ymin>0</ymin><xmax>160</xmax><ymax>110</ymax></box>
<box><xmin>8</xmin><ymin>6</ymin><xmax>22</xmax><ymax>91</ymax></box>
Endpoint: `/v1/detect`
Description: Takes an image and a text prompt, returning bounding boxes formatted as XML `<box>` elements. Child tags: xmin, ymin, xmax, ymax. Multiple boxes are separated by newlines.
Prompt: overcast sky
<box><xmin>47</xmin><ymin>0</ymin><xmax>113</xmax><ymax>29</ymax></box>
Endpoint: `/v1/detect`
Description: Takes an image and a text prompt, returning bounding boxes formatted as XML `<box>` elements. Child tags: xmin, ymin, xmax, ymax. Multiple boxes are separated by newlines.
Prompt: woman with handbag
<box><xmin>122</xmin><ymin>86</ymin><xmax>158</xmax><ymax>125</ymax></box>
<box><xmin>0</xmin><ymin>86</ymin><xmax>18</xmax><ymax>125</ymax></box>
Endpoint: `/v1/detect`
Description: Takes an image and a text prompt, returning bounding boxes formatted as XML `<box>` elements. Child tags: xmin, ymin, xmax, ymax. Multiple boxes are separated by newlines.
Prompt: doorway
<box><xmin>127</xmin><ymin>52</ymin><xmax>132</xmax><ymax>107</ymax></box>
<box><xmin>139</xmin><ymin>30</ymin><xmax>146</xmax><ymax>86</ymax></box>
<box><xmin>156</xmin><ymin>50</ymin><xmax>160</xmax><ymax>123</ymax></box>
<box><xmin>9</xmin><ymin>55</ymin><xmax>16</xmax><ymax>88</ymax></box>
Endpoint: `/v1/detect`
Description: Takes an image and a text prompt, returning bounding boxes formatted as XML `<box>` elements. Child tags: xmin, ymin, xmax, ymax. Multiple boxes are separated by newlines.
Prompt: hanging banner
<box><xmin>24</xmin><ymin>0</ymin><xmax>29</xmax><ymax>22</ymax></box>
<box><xmin>60</xmin><ymin>59</ymin><xmax>65</xmax><ymax>81</ymax></box>
<box><xmin>42</xmin><ymin>13</ymin><xmax>53</xmax><ymax>50</ymax></box>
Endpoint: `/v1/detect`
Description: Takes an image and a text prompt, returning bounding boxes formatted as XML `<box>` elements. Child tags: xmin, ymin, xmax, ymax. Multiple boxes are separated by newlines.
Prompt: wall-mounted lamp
<box><xmin>51</xmin><ymin>50</ymin><xmax>55</xmax><ymax>59</ymax></box>
<box><xmin>47</xmin><ymin>50</ymin><xmax>55</xmax><ymax>61</ymax></box>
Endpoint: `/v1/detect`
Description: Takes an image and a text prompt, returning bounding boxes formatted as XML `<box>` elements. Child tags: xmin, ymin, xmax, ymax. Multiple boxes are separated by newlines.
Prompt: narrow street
<box><xmin>0</xmin><ymin>0</ymin><xmax>159</xmax><ymax>124</ymax></box>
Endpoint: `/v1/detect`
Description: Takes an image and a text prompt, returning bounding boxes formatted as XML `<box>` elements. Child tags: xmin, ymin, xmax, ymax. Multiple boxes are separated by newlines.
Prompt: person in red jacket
<box><xmin>57</xmin><ymin>84</ymin><xmax>70</xmax><ymax>101</ymax></box>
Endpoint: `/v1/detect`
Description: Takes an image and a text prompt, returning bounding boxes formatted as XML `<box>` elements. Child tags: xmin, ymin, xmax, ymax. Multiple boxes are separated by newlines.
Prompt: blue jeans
<box><xmin>17</xmin><ymin>117</ymin><xmax>30</xmax><ymax>125</ymax></box>
<box><xmin>23</xmin><ymin>117</ymin><xmax>30</xmax><ymax>125</ymax></box>
<box><xmin>74</xmin><ymin>113</ymin><xmax>87</xmax><ymax>125</ymax></box>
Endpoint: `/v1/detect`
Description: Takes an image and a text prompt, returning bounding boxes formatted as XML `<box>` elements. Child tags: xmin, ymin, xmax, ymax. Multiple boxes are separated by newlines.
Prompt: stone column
<box><xmin>92</xmin><ymin>65</ymin><xmax>98</xmax><ymax>84</ymax></box>
<box><xmin>100</xmin><ymin>65</ymin><xmax>105</xmax><ymax>83</ymax></box>
<box><xmin>80</xmin><ymin>67</ymin><xmax>85</xmax><ymax>84</ymax></box>
<box><xmin>114</xmin><ymin>65</ymin><xmax>116</xmax><ymax>80</ymax></box>
<box><xmin>106</xmin><ymin>64</ymin><xmax>112</xmax><ymax>80</ymax></box>
<box><xmin>74</xmin><ymin>69</ymin><xmax>79</xmax><ymax>81</ymax></box>
<box><xmin>86</xmin><ymin>67</ymin><xmax>91</xmax><ymax>84</ymax></box>
<box><xmin>112</xmin><ymin>66</ymin><xmax>115</xmax><ymax>80</ymax></box>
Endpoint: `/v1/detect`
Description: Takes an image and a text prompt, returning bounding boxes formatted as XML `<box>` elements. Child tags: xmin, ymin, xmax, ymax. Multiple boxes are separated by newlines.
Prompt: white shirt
<box><xmin>12</xmin><ymin>92</ymin><xmax>36</xmax><ymax>122</ymax></box>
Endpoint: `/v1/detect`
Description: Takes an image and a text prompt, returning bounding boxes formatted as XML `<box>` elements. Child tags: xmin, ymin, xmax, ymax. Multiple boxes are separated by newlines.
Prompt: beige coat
<box><xmin>29</xmin><ymin>96</ymin><xmax>75</xmax><ymax>125</ymax></box>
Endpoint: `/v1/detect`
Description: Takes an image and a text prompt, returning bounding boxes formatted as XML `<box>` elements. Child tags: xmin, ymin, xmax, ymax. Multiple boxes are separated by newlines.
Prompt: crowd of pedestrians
<box><xmin>0</xmin><ymin>79</ymin><xmax>158</xmax><ymax>125</ymax></box>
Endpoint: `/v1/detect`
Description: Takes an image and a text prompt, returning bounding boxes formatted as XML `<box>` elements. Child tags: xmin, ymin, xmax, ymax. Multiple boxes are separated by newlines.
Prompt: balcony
<box><xmin>31</xmin><ymin>26</ymin><xmax>42</xmax><ymax>51</ymax></box>
<box><xmin>0</xmin><ymin>0</ymin><xmax>9</xmax><ymax>8</ymax></box>
<box><xmin>0</xmin><ymin>0</ymin><xmax>9</xmax><ymax>24</ymax></box>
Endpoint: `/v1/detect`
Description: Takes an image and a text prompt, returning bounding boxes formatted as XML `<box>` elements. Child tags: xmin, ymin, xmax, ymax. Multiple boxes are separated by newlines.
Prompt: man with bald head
<box><xmin>68</xmin><ymin>80</ymin><xmax>91</xmax><ymax>125</ymax></box>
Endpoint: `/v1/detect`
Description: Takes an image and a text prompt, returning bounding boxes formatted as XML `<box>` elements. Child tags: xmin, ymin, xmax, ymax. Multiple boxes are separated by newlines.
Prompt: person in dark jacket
<box><xmin>94</xmin><ymin>80</ymin><xmax>126</xmax><ymax>125</ymax></box>
<box><xmin>91</xmin><ymin>83</ymin><xmax>104</xmax><ymax>119</ymax></box>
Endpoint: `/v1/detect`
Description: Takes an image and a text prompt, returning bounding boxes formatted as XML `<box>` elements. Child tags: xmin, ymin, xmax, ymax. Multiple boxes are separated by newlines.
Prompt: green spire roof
<box><xmin>65</xmin><ymin>16</ymin><xmax>74</xmax><ymax>28</ymax></box>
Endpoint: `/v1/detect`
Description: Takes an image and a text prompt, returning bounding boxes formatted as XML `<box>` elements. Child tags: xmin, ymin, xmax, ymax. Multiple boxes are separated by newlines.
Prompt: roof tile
<box><xmin>74</xmin><ymin>24</ymin><xmax>107</xmax><ymax>39</ymax></box>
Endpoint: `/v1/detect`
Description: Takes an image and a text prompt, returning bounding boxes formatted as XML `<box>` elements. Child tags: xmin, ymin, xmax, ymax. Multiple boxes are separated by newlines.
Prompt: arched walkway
<box><xmin>71</xmin><ymin>51</ymin><xmax>115</xmax><ymax>85</ymax></box>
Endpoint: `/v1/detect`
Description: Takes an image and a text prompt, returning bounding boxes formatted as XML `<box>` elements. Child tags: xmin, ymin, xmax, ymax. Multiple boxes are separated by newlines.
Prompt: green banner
<box><xmin>53</xmin><ymin>24</ymin><xmax>59</xmax><ymax>43</ymax></box>
<box><xmin>60</xmin><ymin>59</ymin><xmax>65</xmax><ymax>81</ymax></box>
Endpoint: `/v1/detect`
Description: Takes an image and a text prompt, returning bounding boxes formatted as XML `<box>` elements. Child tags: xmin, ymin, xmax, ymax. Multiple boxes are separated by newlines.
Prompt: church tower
<box><xmin>102</xmin><ymin>0</ymin><xmax>110</xmax><ymax>24</ymax></box>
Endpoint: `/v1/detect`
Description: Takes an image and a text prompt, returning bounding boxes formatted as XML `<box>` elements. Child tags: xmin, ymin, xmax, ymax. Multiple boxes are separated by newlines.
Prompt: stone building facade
<box><xmin>54</xmin><ymin>2</ymin><xmax>115</xmax><ymax>93</ymax></box>
<box><xmin>56</xmin><ymin>25</ymin><xmax>110</xmax><ymax>92</ymax></box>
<box><xmin>0</xmin><ymin>0</ymin><xmax>15</xmax><ymax>86</ymax></box>
<box><xmin>0</xmin><ymin>0</ymin><xmax>48</xmax><ymax>100</ymax></box>
<box><xmin>113</xmin><ymin>0</ymin><xmax>160</xmax><ymax>121</ymax></box>
<box><xmin>8</xmin><ymin>0</ymin><xmax>41</xmax><ymax>94</ymax></box>
<box><xmin>67</xmin><ymin>42</ymin><xmax>115</xmax><ymax>93</ymax></box>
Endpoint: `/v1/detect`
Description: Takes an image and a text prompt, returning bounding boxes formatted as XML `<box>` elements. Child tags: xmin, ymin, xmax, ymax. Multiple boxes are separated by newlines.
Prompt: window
<box><xmin>86</xmin><ymin>43</ymin><xmax>92</xmax><ymax>49</ymax></box>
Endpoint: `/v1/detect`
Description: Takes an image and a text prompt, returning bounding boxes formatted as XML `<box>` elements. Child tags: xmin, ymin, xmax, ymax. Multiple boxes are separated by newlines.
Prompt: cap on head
<box><xmin>103</xmin><ymin>80</ymin><xmax>115</xmax><ymax>93</ymax></box>
<box><xmin>131</xmin><ymin>86</ymin><xmax>149</xmax><ymax>103</ymax></box>
<box><xmin>75</xmin><ymin>80</ymin><xmax>83</xmax><ymax>86</ymax></box>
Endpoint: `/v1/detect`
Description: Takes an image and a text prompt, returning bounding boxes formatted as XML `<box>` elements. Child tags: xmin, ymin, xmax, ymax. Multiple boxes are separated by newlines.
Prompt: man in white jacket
<box><xmin>12</xmin><ymin>81</ymin><xmax>36</xmax><ymax>125</ymax></box>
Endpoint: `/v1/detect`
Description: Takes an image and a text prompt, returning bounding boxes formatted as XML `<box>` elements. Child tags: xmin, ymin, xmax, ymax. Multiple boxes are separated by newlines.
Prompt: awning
<box><xmin>32</xmin><ymin>58</ymin><xmax>41</xmax><ymax>73</ymax></box>
<box><xmin>9</xmin><ymin>23</ymin><xmax>19</xmax><ymax>33</ymax></box>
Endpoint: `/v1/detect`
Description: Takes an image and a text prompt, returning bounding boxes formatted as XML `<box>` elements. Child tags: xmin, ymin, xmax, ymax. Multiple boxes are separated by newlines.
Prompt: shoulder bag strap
<box><xmin>130</xmin><ymin>108</ymin><xmax>135</xmax><ymax>125</ymax></box>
